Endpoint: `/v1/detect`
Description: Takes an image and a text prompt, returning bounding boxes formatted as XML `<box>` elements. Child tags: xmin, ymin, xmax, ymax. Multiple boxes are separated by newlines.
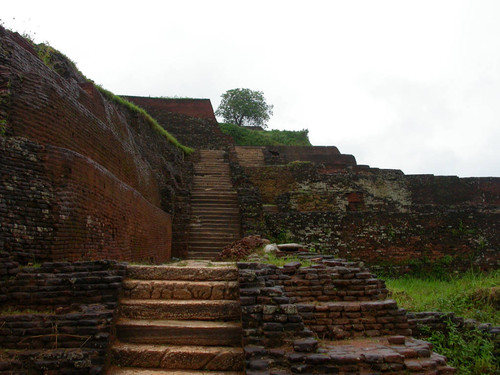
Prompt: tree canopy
<box><xmin>215</xmin><ymin>88</ymin><xmax>274</xmax><ymax>128</ymax></box>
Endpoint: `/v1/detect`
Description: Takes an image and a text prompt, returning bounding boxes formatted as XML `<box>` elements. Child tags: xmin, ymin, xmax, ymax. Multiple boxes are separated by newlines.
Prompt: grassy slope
<box><xmin>385</xmin><ymin>269</ymin><xmax>499</xmax><ymax>324</ymax></box>
<box><xmin>219</xmin><ymin>122</ymin><xmax>311</xmax><ymax>146</ymax></box>
<box><xmin>386</xmin><ymin>270</ymin><xmax>499</xmax><ymax>374</ymax></box>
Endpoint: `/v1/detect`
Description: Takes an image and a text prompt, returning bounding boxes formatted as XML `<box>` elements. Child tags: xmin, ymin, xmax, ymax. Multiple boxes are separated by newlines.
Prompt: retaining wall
<box><xmin>0</xmin><ymin>257</ymin><xmax>126</xmax><ymax>374</ymax></box>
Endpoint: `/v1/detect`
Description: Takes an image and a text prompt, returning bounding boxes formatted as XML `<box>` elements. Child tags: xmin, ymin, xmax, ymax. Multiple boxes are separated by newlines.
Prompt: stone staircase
<box><xmin>234</xmin><ymin>146</ymin><xmax>265</xmax><ymax>168</ymax></box>
<box><xmin>188</xmin><ymin>150</ymin><xmax>241</xmax><ymax>260</ymax></box>
<box><xmin>107</xmin><ymin>262</ymin><xmax>245</xmax><ymax>374</ymax></box>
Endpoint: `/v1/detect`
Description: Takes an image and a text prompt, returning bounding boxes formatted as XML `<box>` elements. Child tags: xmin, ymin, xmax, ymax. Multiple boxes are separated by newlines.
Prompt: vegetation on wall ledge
<box><xmin>96</xmin><ymin>87</ymin><xmax>194</xmax><ymax>154</ymax></box>
<box><xmin>219</xmin><ymin>122</ymin><xmax>311</xmax><ymax>146</ymax></box>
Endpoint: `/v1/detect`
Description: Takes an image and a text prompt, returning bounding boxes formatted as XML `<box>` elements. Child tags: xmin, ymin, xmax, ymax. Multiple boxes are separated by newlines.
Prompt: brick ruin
<box><xmin>230</xmin><ymin>146</ymin><xmax>500</xmax><ymax>273</ymax></box>
<box><xmin>0</xmin><ymin>24</ymin><xmax>499</xmax><ymax>373</ymax></box>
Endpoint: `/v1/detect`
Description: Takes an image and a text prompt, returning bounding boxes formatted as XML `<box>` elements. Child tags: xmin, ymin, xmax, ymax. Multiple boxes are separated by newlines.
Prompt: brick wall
<box><xmin>122</xmin><ymin>96</ymin><xmax>217</xmax><ymax>121</ymax></box>
<box><xmin>125</xmin><ymin>97</ymin><xmax>233</xmax><ymax>150</ymax></box>
<box><xmin>232</xmin><ymin>148</ymin><xmax>500</xmax><ymax>271</ymax></box>
<box><xmin>1</xmin><ymin>137</ymin><xmax>172</xmax><ymax>263</ymax></box>
<box><xmin>0</xmin><ymin>259</ymin><xmax>126</xmax><ymax>374</ymax></box>
<box><xmin>0</xmin><ymin>26</ymin><xmax>191</xmax><ymax>263</ymax></box>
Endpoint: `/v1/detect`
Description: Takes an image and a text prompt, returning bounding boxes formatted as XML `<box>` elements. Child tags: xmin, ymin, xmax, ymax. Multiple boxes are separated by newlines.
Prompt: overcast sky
<box><xmin>2</xmin><ymin>0</ymin><xmax>499</xmax><ymax>177</ymax></box>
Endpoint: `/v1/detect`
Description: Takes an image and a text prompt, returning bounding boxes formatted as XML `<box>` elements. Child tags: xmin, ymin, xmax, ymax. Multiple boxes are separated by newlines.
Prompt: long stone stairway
<box><xmin>107</xmin><ymin>262</ymin><xmax>244</xmax><ymax>374</ymax></box>
<box><xmin>188</xmin><ymin>150</ymin><xmax>241</xmax><ymax>260</ymax></box>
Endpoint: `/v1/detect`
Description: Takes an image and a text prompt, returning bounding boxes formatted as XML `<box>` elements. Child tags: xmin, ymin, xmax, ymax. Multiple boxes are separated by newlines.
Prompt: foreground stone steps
<box><xmin>111</xmin><ymin>342</ymin><xmax>244</xmax><ymax>371</ymax></box>
<box><xmin>116</xmin><ymin>318</ymin><xmax>242</xmax><ymax>346</ymax></box>
<box><xmin>109</xmin><ymin>262</ymin><xmax>244</xmax><ymax>374</ymax></box>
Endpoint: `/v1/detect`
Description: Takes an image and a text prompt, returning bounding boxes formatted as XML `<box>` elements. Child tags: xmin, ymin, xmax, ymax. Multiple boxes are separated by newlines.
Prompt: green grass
<box><xmin>386</xmin><ymin>270</ymin><xmax>499</xmax><ymax>374</ymax></box>
<box><xmin>96</xmin><ymin>87</ymin><xmax>193</xmax><ymax>154</ymax></box>
<box><xmin>257</xmin><ymin>252</ymin><xmax>314</xmax><ymax>268</ymax></box>
<box><xmin>386</xmin><ymin>269</ymin><xmax>500</xmax><ymax>324</ymax></box>
<box><xmin>423</xmin><ymin>319</ymin><xmax>499</xmax><ymax>375</ymax></box>
<box><xmin>219</xmin><ymin>122</ymin><xmax>311</xmax><ymax>146</ymax></box>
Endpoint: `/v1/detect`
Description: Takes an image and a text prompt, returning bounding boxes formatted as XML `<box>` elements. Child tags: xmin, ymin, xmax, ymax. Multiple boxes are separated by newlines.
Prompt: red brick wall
<box><xmin>235</xmin><ymin>153</ymin><xmax>500</xmax><ymax>271</ymax></box>
<box><xmin>0</xmin><ymin>26</ymin><xmax>161</xmax><ymax>207</ymax></box>
<box><xmin>125</xmin><ymin>96</ymin><xmax>233</xmax><ymax>150</ymax></box>
<box><xmin>0</xmin><ymin>27</ymin><xmax>180</xmax><ymax>263</ymax></box>
<box><xmin>123</xmin><ymin>96</ymin><xmax>217</xmax><ymax>121</ymax></box>
<box><xmin>1</xmin><ymin>138</ymin><xmax>172</xmax><ymax>263</ymax></box>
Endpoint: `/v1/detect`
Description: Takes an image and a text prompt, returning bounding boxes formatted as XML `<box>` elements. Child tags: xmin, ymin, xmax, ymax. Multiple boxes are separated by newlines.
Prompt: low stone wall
<box><xmin>0</xmin><ymin>259</ymin><xmax>126</xmax><ymax>374</ymax></box>
<box><xmin>408</xmin><ymin>311</ymin><xmax>499</xmax><ymax>342</ymax></box>
<box><xmin>278</xmin><ymin>260</ymin><xmax>388</xmax><ymax>302</ymax></box>
<box><xmin>298</xmin><ymin>300</ymin><xmax>411</xmax><ymax>340</ymax></box>
<box><xmin>237</xmin><ymin>260</ymin><xmax>453</xmax><ymax>374</ymax></box>
<box><xmin>232</xmin><ymin>156</ymin><xmax>500</xmax><ymax>272</ymax></box>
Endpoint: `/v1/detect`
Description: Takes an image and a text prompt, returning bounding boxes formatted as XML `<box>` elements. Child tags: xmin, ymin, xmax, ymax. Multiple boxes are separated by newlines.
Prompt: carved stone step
<box><xmin>116</xmin><ymin>318</ymin><xmax>242</xmax><ymax>346</ymax></box>
<box><xmin>111</xmin><ymin>342</ymin><xmax>244</xmax><ymax>371</ymax></box>
<box><xmin>119</xmin><ymin>299</ymin><xmax>241</xmax><ymax>321</ymax></box>
<box><xmin>108</xmin><ymin>367</ymin><xmax>244</xmax><ymax>375</ymax></box>
<box><xmin>127</xmin><ymin>265</ymin><xmax>238</xmax><ymax>281</ymax></box>
<box><xmin>121</xmin><ymin>280</ymin><xmax>239</xmax><ymax>300</ymax></box>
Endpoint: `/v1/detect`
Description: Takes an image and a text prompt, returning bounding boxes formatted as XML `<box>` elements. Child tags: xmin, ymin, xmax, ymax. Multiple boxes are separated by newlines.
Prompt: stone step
<box><xmin>111</xmin><ymin>342</ymin><xmax>244</xmax><ymax>371</ymax></box>
<box><xmin>186</xmin><ymin>253</ymin><xmax>220</xmax><ymax>260</ymax></box>
<box><xmin>187</xmin><ymin>246</ymin><xmax>230</xmax><ymax>252</ymax></box>
<box><xmin>191</xmin><ymin>197</ymin><xmax>238</xmax><ymax>203</ymax></box>
<box><xmin>191</xmin><ymin>189</ymin><xmax>235</xmax><ymax>193</ymax></box>
<box><xmin>189</xmin><ymin>232</ymin><xmax>238</xmax><ymax>238</ymax></box>
<box><xmin>191</xmin><ymin>211</ymin><xmax>239</xmax><ymax>216</ymax></box>
<box><xmin>108</xmin><ymin>367</ymin><xmax>244</xmax><ymax>375</ymax></box>
<box><xmin>194</xmin><ymin>167</ymin><xmax>230</xmax><ymax>171</ymax></box>
<box><xmin>121</xmin><ymin>280</ymin><xmax>239</xmax><ymax>300</ymax></box>
<box><xmin>192</xmin><ymin>183</ymin><xmax>233</xmax><ymax>188</ymax></box>
<box><xmin>189</xmin><ymin>223</ymin><xmax>240</xmax><ymax>229</ymax></box>
<box><xmin>119</xmin><ymin>299</ymin><xmax>241</xmax><ymax>320</ymax></box>
<box><xmin>190</xmin><ymin>216</ymin><xmax>240</xmax><ymax>222</ymax></box>
<box><xmin>189</xmin><ymin>236</ymin><xmax>238</xmax><ymax>245</ymax></box>
<box><xmin>190</xmin><ymin>216</ymin><xmax>239</xmax><ymax>222</ymax></box>
<box><xmin>126</xmin><ymin>265</ymin><xmax>238</xmax><ymax>281</ymax></box>
<box><xmin>194</xmin><ymin>172</ymin><xmax>229</xmax><ymax>175</ymax></box>
<box><xmin>191</xmin><ymin>208</ymin><xmax>239</xmax><ymax>213</ymax></box>
<box><xmin>115</xmin><ymin>318</ymin><xmax>242</xmax><ymax>346</ymax></box>
<box><xmin>191</xmin><ymin>201</ymin><xmax>238</xmax><ymax>206</ymax></box>
<box><xmin>188</xmin><ymin>241</ymin><xmax>237</xmax><ymax>248</ymax></box>
<box><xmin>191</xmin><ymin>192</ymin><xmax>237</xmax><ymax>196</ymax></box>
<box><xmin>193</xmin><ymin>176</ymin><xmax>232</xmax><ymax>180</ymax></box>
<box><xmin>191</xmin><ymin>207</ymin><xmax>238</xmax><ymax>212</ymax></box>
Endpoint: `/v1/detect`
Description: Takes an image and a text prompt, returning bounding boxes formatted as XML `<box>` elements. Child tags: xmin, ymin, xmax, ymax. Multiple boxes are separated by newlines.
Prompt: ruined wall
<box><xmin>1</xmin><ymin>138</ymin><xmax>172</xmax><ymax>263</ymax></box>
<box><xmin>233</xmin><ymin>147</ymin><xmax>500</xmax><ymax>271</ymax></box>
<box><xmin>0</xmin><ymin>27</ymin><xmax>191</xmax><ymax>262</ymax></box>
<box><xmin>0</xmin><ymin>256</ymin><xmax>126</xmax><ymax>374</ymax></box>
<box><xmin>125</xmin><ymin>96</ymin><xmax>233</xmax><ymax>150</ymax></box>
<box><xmin>122</xmin><ymin>96</ymin><xmax>217</xmax><ymax>121</ymax></box>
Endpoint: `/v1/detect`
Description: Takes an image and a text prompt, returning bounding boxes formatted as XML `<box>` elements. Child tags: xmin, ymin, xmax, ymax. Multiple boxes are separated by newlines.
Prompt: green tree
<box><xmin>215</xmin><ymin>88</ymin><xmax>274</xmax><ymax>128</ymax></box>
